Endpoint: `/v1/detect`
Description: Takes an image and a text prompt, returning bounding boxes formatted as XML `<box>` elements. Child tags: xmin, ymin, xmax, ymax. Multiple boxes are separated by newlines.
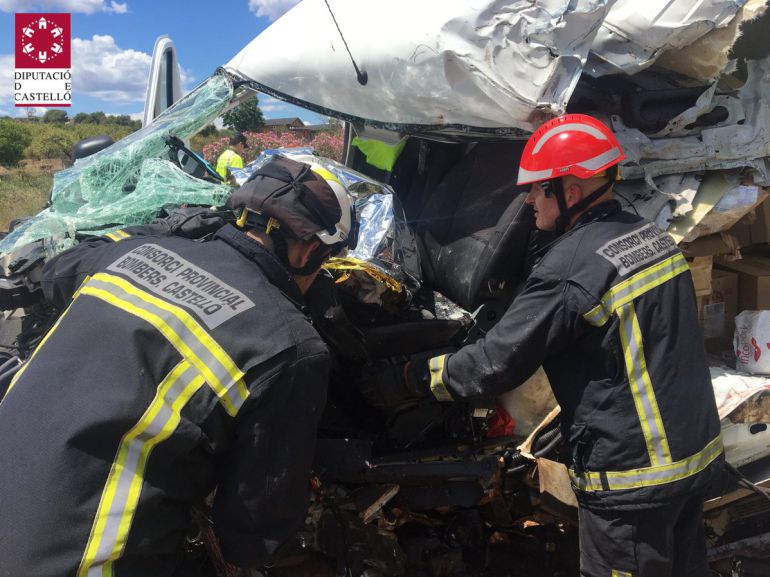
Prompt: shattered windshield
<box><xmin>0</xmin><ymin>73</ymin><xmax>234</xmax><ymax>259</ymax></box>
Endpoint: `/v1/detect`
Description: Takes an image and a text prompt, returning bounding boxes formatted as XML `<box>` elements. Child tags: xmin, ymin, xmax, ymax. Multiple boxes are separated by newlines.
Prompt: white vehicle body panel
<box><xmin>224</xmin><ymin>0</ymin><xmax>754</xmax><ymax>133</ymax></box>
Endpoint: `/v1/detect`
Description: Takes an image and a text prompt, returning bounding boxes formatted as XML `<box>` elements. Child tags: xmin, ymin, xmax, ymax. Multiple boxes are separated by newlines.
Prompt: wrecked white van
<box><xmin>1</xmin><ymin>1</ymin><xmax>770</xmax><ymax>574</ymax></box>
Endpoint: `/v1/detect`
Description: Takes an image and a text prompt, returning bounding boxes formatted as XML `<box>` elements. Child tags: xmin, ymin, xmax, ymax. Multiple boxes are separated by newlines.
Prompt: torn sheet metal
<box><xmin>588</xmin><ymin>0</ymin><xmax>744</xmax><ymax>77</ymax></box>
<box><xmin>614</xmin><ymin>57</ymin><xmax>770</xmax><ymax>186</ymax></box>
<box><xmin>722</xmin><ymin>421</ymin><xmax>770</xmax><ymax>468</ymax></box>
<box><xmin>612</xmin><ymin>173</ymin><xmax>701</xmax><ymax>231</ymax></box>
<box><xmin>225</xmin><ymin>0</ymin><xmax>614</xmax><ymax>132</ymax></box>
<box><xmin>651</xmin><ymin>82</ymin><xmax>744</xmax><ymax>140</ymax></box>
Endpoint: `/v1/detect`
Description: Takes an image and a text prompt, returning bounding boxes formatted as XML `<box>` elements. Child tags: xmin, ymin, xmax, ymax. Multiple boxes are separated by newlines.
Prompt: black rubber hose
<box><xmin>534</xmin><ymin>430</ymin><xmax>563</xmax><ymax>458</ymax></box>
<box><xmin>532</xmin><ymin>427</ymin><xmax>561</xmax><ymax>453</ymax></box>
<box><xmin>503</xmin><ymin>427</ymin><xmax>563</xmax><ymax>476</ymax></box>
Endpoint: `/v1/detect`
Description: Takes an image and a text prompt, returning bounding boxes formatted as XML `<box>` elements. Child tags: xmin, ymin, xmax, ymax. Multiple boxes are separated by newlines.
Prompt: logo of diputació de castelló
<box><xmin>14</xmin><ymin>13</ymin><xmax>72</xmax><ymax>107</ymax></box>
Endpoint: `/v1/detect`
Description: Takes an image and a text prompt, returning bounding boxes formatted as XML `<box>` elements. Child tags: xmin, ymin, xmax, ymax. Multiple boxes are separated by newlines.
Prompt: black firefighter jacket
<box><xmin>427</xmin><ymin>201</ymin><xmax>723</xmax><ymax>509</ymax></box>
<box><xmin>0</xmin><ymin>224</ymin><xmax>330</xmax><ymax>576</ymax></box>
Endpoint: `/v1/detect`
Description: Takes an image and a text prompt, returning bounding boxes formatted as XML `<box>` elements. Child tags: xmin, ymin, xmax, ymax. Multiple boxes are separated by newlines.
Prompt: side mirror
<box><xmin>72</xmin><ymin>135</ymin><xmax>114</xmax><ymax>161</ymax></box>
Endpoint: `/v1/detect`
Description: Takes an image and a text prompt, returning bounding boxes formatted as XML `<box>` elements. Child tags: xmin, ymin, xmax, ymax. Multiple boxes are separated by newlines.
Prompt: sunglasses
<box><xmin>534</xmin><ymin>180</ymin><xmax>553</xmax><ymax>197</ymax></box>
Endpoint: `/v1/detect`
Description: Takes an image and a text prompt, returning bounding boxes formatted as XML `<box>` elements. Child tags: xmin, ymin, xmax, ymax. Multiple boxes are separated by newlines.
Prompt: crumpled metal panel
<box><xmin>588</xmin><ymin>0</ymin><xmax>745</xmax><ymax>76</ymax></box>
<box><xmin>613</xmin><ymin>57</ymin><xmax>770</xmax><ymax>186</ymax></box>
<box><xmin>225</xmin><ymin>0</ymin><xmax>613</xmax><ymax>132</ymax></box>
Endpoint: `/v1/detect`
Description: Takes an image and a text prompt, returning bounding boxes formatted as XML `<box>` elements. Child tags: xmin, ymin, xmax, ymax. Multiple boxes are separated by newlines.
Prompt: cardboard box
<box><xmin>715</xmin><ymin>256</ymin><xmax>770</xmax><ymax>312</ymax></box>
<box><xmin>730</xmin><ymin>195</ymin><xmax>770</xmax><ymax>246</ymax></box>
<box><xmin>697</xmin><ymin>269</ymin><xmax>738</xmax><ymax>341</ymax></box>
<box><xmin>687</xmin><ymin>256</ymin><xmax>713</xmax><ymax>297</ymax></box>
<box><xmin>681</xmin><ymin>232</ymin><xmax>741</xmax><ymax>260</ymax></box>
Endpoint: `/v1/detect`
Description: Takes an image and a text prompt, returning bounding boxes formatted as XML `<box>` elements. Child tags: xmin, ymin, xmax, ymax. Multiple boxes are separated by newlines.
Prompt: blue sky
<box><xmin>0</xmin><ymin>0</ymin><xmax>326</xmax><ymax>123</ymax></box>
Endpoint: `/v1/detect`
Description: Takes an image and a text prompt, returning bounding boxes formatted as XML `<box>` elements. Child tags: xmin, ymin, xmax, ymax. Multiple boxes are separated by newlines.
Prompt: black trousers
<box><xmin>578</xmin><ymin>493</ymin><xmax>710</xmax><ymax>577</ymax></box>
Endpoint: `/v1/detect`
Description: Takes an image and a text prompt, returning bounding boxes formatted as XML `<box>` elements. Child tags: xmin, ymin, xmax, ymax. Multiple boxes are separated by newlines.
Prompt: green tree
<box><xmin>42</xmin><ymin>109</ymin><xmax>69</xmax><ymax>123</ymax></box>
<box><xmin>221</xmin><ymin>96</ymin><xmax>264</xmax><ymax>132</ymax></box>
<box><xmin>73</xmin><ymin>112</ymin><xmax>90</xmax><ymax>124</ymax></box>
<box><xmin>88</xmin><ymin>111</ymin><xmax>107</xmax><ymax>125</ymax></box>
<box><xmin>23</xmin><ymin>124</ymin><xmax>75</xmax><ymax>160</ymax></box>
<box><xmin>110</xmin><ymin>114</ymin><xmax>133</xmax><ymax>126</ymax></box>
<box><xmin>0</xmin><ymin>120</ymin><xmax>32</xmax><ymax>167</ymax></box>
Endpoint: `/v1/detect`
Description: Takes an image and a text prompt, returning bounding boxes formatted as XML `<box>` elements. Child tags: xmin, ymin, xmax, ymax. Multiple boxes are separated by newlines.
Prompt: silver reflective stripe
<box><xmin>617</xmin><ymin>303</ymin><xmax>671</xmax><ymax>466</ymax></box>
<box><xmin>601</xmin><ymin>254</ymin><xmax>688</xmax><ymax>314</ymax></box>
<box><xmin>531</xmin><ymin>122</ymin><xmax>608</xmax><ymax>154</ymax></box>
<box><xmin>572</xmin><ymin>434</ymin><xmax>723</xmax><ymax>492</ymax></box>
<box><xmin>83</xmin><ymin>273</ymin><xmax>247</xmax><ymax>416</ymax></box>
<box><xmin>582</xmin><ymin>254</ymin><xmax>688</xmax><ymax>327</ymax></box>
<box><xmin>84</xmin><ymin>362</ymin><xmax>201</xmax><ymax>576</ymax></box>
<box><xmin>584</xmin><ymin>303</ymin><xmax>610</xmax><ymax>327</ymax></box>
<box><xmin>576</xmin><ymin>146</ymin><xmax>621</xmax><ymax>171</ymax></box>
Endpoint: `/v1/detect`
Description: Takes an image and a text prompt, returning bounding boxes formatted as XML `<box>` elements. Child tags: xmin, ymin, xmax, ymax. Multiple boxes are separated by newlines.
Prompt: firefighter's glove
<box><xmin>357</xmin><ymin>356</ymin><xmax>432</xmax><ymax>409</ymax></box>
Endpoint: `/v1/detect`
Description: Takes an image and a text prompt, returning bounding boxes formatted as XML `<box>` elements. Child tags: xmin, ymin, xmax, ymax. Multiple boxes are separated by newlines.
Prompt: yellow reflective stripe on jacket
<box><xmin>77</xmin><ymin>361</ymin><xmax>204</xmax><ymax>577</ymax></box>
<box><xmin>612</xmin><ymin>571</ymin><xmax>633</xmax><ymax>577</ymax></box>
<box><xmin>105</xmin><ymin>230</ymin><xmax>131</xmax><ymax>242</ymax></box>
<box><xmin>81</xmin><ymin>273</ymin><xmax>248</xmax><ymax>416</ymax></box>
<box><xmin>428</xmin><ymin>354</ymin><xmax>453</xmax><ymax>402</ymax></box>
<box><xmin>617</xmin><ymin>302</ymin><xmax>672</xmax><ymax>466</ymax></box>
<box><xmin>583</xmin><ymin>253</ymin><xmax>689</xmax><ymax>327</ymax></box>
<box><xmin>572</xmin><ymin>434</ymin><xmax>723</xmax><ymax>492</ymax></box>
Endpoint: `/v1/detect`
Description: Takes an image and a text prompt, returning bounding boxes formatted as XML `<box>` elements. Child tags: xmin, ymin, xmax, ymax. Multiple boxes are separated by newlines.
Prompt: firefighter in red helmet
<box><xmin>367</xmin><ymin>114</ymin><xmax>723</xmax><ymax>577</ymax></box>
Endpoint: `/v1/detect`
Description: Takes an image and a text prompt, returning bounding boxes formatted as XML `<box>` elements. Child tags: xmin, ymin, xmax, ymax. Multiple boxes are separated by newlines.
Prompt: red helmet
<box><xmin>516</xmin><ymin>114</ymin><xmax>625</xmax><ymax>186</ymax></box>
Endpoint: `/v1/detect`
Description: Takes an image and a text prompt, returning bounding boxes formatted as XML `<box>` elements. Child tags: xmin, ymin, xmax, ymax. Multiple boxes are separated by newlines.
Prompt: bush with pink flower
<box><xmin>202</xmin><ymin>127</ymin><xmax>344</xmax><ymax>166</ymax></box>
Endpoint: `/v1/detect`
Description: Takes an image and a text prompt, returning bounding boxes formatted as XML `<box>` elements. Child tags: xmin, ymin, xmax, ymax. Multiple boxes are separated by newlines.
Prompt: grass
<box><xmin>0</xmin><ymin>167</ymin><xmax>52</xmax><ymax>231</ymax></box>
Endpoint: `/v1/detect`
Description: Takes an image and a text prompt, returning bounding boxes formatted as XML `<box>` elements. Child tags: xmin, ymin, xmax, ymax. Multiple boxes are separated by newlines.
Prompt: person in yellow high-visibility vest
<box><xmin>216</xmin><ymin>132</ymin><xmax>248</xmax><ymax>182</ymax></box>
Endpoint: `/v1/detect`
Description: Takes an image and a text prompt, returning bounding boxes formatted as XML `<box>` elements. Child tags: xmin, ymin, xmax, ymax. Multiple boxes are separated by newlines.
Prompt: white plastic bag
<box><xmin>734</xmin><ymin>311</ymin><xmax>770</xmax><ymax>374</ymax></box>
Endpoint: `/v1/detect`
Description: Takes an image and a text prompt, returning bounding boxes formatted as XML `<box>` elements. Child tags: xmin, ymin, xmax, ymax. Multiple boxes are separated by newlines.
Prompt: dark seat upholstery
<box><xmin>404</xmin><ymin>140</ymin><xmax>533</xmax><ymax>312</ymax></box>
<box><xmin>355</xmin><ymin>140</ymin><xmax>533</xmax><ymax>358</ymax></box>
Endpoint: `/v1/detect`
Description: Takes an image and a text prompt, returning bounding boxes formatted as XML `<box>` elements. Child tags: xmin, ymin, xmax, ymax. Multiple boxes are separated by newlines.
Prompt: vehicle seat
<box><xmin>360</xmin><ymin>140</ymin><xmax>533</xmax><ymax>357</ymax></box>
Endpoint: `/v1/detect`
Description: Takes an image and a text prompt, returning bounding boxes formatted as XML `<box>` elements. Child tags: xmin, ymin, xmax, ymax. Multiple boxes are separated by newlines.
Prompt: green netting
<box><xmin>0</xmin><ymin>73</ymin><xmax>234</xmax><ymax>257</ymax></box>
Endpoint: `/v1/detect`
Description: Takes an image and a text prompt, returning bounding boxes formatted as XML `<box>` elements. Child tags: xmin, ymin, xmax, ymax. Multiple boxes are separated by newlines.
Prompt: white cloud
<box><xmin>247</xmin><ymin>0</ymin><xmax>300</xmax><ymax>21</ymax></box>
<box><xmin>255</xmin><ymin>93</ymin><xmax>327</xmax><ymax>125</ymax></box>
<box><xmin>0</xmin><ymin>55</ymin><xmax>14</xmax><ymax>112</ymax></box>
<box><xmin>108</xmin><ymin>1</ymin><xmax>127</xmax><ymax>13</ymax></box>
<box><xmin>0</xmin><ymin>0</ymin><xmax>128</xmax><ymax>14</ymax></box>
<box><xmin>73</xmin><ymin>35</ymin><xmax>151</xmax><ymax>102</ymax></box>
<box><xmin>257</xmin><ymin>95</ymin><xmax>286</xmax><ymax>113</ymax></box>
<box><xmin>73</xmin><ymin>35</ymin><xmax>193</xmax><ymax>103</ymax></box>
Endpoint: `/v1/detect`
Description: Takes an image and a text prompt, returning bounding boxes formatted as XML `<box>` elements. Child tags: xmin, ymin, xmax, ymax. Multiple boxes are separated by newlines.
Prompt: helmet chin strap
<box><xmin>550</xmin><ymin>167</ymin><xmax>617</xmax><ymax>235</ymax></box>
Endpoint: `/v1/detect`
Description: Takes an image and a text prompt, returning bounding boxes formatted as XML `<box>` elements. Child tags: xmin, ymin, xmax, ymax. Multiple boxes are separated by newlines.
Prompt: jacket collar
<box><xmin>214</xmin><ymin>224</ymin><xmax>305</xmax><ymax>309</ymax></box>
<box><xmin>572</xmin><ymin>200</ymin><xmax>622</xmax><ymax>228</ymax></box>
<box><xmin>530</xmin><ymin>200</ymin><xmax>624</xmax><ymax>263</ymax></box>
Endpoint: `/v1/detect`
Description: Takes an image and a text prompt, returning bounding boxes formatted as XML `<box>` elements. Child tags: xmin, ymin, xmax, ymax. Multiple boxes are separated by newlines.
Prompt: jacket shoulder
<box><xmin>535</xmin><ymin>212</ymin><xmax>680</xmax><ymax>295</ymax></box>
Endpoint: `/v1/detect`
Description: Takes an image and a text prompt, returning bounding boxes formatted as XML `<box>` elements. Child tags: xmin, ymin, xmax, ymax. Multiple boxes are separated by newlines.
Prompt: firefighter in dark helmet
<box><xmin>0</xmin><ymin>155</ymin><xmax>355</xmax><ymax>576</ymax></box>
